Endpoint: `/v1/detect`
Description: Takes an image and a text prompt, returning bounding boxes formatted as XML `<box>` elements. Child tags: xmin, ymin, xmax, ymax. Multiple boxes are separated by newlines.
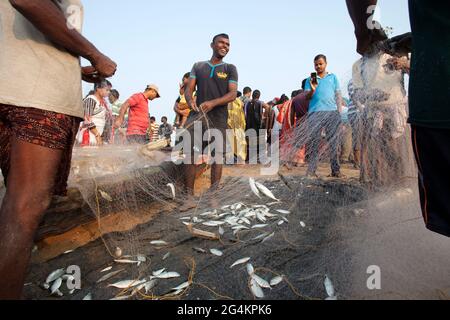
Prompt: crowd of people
<box><xmin>77</xmin><ymin>82</ymin><xmax>174</xmax><ymax>147</ymax></box>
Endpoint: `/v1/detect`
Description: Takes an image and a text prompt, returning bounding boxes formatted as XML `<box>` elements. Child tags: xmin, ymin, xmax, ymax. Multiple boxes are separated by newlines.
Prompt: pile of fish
<box><xmin>42</xmin><ymin>267</ymin><xmax>80</xmax><ymax>297</ymax></box>
<box><xmin>103</xmin><ymin>266</ymin><xmax>189</xmax><ymax>300</ymax></box>
<box><xmin>229</xmin><ymin>257</ymin><xmax>284</xmax><ymax>299</ymax></box>
<box><xmin>179</xmin><ymin>178</ymin><xmax>307</xmax><ymax>242</ymax></box>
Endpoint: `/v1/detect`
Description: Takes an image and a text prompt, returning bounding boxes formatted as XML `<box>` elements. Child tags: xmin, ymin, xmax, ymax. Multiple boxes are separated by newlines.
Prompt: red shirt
<box><xmin>126</xmin><ymin>93</ymin><xmax>149</xmax><ymax>136</ymax></box>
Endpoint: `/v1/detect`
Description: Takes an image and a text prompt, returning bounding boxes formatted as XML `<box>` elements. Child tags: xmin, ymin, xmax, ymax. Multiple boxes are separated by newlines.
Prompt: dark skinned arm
<box><xmin>9</xmin><ymin>0</ymin><xmax>116</xmax><ymax>78</ymax></box>
<box><xmin>185</xmin><ymin>78</ymin><xmax>199</xmax><ymax>112</ymax></box>
<box><xmin>200</xmin><ymin>82</ymin><xmax>238</xmax><ymax>114</ymax></box>
<box><xmin>336</xmin><ymin>91</ymin><xmax>344</xmax><ymax>114</ymax></box>
<box><xmin>114</xmin><ymin>101</ymin><xmax>130</xmax><ymax>128</ymax></box>
<box><xmin>346</xmin><ymin>0</ymin><xmax>383</xmax><ymax>55</ymax></box>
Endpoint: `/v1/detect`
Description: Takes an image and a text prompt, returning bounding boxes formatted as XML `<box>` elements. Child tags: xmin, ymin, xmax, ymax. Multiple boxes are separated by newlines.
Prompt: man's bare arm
<box><xmin>346</xmin><ymin>0</ymin><xmax>379</xmax><ymax>55</ymax></box>
<box><xmin>336</xmin><ymin>91</ymin><xmax>344</xmax><ymax>114</ymax></box>
<box><xmin>114</xmin><ymin>101</ymin><xmax>130</xmax><ymax>128</ymax></box>
<box><xmin>185</xmin><ymin>78</ymin><xmax>198</xmax><ymax>112</ymax></box>
<box><xmin>9</xmin><ymin>0</ymin><xmax>116</xmax><ymax>77</ymax></box>
<box><xmin>202</xmin><ymin>82</ymin><xmax>238</xmax><ymax>111</ymax></box>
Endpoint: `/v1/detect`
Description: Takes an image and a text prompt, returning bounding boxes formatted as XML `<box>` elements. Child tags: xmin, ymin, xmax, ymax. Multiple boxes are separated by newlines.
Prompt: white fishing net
<box><xmin>16</xmin><ymin>54</ymin><xmax>450</xmax><ymax>301</ymax></box>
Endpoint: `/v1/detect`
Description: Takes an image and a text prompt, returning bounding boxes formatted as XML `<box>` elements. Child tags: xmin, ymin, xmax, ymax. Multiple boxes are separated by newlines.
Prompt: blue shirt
<box><xmin>304</xmin><ymin>73</ymin><xmax>341</xmax><ymax>113</ymax></box>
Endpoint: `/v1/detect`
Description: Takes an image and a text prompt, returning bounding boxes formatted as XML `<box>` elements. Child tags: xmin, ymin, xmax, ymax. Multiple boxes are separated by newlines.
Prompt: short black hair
<box><xmin>314</xmin><ymin>54</ymin><xmax>327</xmax><ymax>62</ymax></box>
<box><xmin>301</xmin><ymin>79</ymin><xmax>307</xmax><ymax>90</ymax></box>
<box><xmin>243</xmin><ymin>87</ymin><xmax>252</xmax><ymax>95</ymax></box>
<box><xmin>110</xmin><ymin>89</ymin><xmax>120</xmax><ymax>99</ymax></box>
<box><xmin>94</xmin><ymin>79</ymin><xmax>112</xmax><ymax>91</ymax></box>
<box><xmin>253</xmin><ymin>90</ymin><xmax>261</xmax><ymax>99</ymax></box>
<box><xmin>212</xmin><ymin>33</ymin><xmax>229</xmax><ymax>43</ymax></box>
<box><xmin>161</xmin><ymin>116</ymin><xmax>168</xmax><ymax>121</ymax></box>
<box><xmin>183</xmin><ymin>72</ymin><xmax>190</xmax><ymax>80</ymax></box>
<box><xmin>150</xmin><ymin>116</ymin><xmax>156</xmax><ymax>121</ymax></box>
<box><xmin>237</xmin><ymin>91</ymin><xmax>242</xmax><ymax>98</ymax></box>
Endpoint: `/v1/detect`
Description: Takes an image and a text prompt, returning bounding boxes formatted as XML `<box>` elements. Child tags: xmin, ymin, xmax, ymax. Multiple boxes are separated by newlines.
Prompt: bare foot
<box><xmin>179</xmin><ymin>197</ymin><xmax>198</xmax><ymax>212</ymax></box>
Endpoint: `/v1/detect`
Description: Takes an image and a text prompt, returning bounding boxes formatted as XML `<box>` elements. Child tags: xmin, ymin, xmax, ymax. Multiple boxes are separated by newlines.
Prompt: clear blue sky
<box><xmin>81</xmin><ymin>0</ymin><xmax>411</xmax><ymax>123</ymax></box>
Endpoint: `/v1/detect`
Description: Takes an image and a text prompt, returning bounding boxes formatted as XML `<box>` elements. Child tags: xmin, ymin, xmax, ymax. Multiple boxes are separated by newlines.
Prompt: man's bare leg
<box><xmin>0</xmin><ymin>138</ymin><xmax>64</xmax><ymax>299</ymax></box>
<box><xmin>210</xmin><ymin>163</ymin><xmax>223</xmax><ymax>190</ymax></box>
<box><xmin>208</xmin><ymin>163</ymin><xmax>223</xmax><ymax>209</ymax></box>
<box><xmin>180</xmin><ymin>164</ymin><xmax>198</xmax><ymax>212</ymax></box>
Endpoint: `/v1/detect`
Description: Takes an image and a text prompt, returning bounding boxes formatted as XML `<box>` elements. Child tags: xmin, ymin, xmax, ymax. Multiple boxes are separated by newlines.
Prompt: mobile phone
<box><xmin>311</xmin><ymin>72</ymin><xmax>318</xmax><ymax>85</ymax></box>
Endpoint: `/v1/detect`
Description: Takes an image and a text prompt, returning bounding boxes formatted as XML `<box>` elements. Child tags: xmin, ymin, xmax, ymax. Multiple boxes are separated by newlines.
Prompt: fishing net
<box><xmin>15</xmin><ymin>54</ymin><xmax>450</xmax><ymax>301</ymax></box>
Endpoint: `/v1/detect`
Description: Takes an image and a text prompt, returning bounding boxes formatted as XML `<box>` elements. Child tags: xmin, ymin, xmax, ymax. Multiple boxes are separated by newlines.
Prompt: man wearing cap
<box><xmin>114</xmin><ymin>84</ymin><xmax>161</xmax><ymax>144</ymax></box>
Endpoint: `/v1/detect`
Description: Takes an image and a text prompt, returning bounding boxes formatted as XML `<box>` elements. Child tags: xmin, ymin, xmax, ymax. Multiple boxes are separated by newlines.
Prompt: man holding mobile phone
<box><xmin>304</xmin><ymin>54</ymin><xmax>345</xmax><ymax>178</ymax></box>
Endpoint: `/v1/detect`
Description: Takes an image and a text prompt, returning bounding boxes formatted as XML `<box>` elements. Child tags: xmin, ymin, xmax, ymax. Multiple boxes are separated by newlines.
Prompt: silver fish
<box><xmin>99</xmin><ymin>190</ymin><xmax>113</xmax><ymax>202</ymax></box>
<box><xmin>114</xmin><ymin>259</ymin><xmax>139</xmax><ymax>264</ymax></box>
<box><xmin>247</xmin><ymin>263</ymin><xmax>255</xmax><ymax>275</ymax></box>
<box><xmin>300</xmin><ymin>221</ymin><xmax>306</xmax><ymax>228</ymax></box>
<box><xmin>270</xmin><ymin>276</ymin><xmax>283</xmax><ymax>286</ymax></box>
<box><xmin>151</xmin><ymin>240</ymin><xmax>168</xmax><ymax>246</ymax></box>
<box><xmin>50</xmin><ymin>278</ymin><xmax>63</xmax><ymax>295</ymax></box>
<box><xmin>100</xmin><ymin>266</ymin><xmax>113</xmax><ymax>273</ymax></box>
<box><xmin>324</xmin><ymin>275</ymin><xmax>335</xmax><ymax>297</ymax></box>
<box><xmin>256</xmin><ymin>212</ymin><xmax>267</xmax><ymax>223</ymax></box>
<box><xmin>249</xmin><ymin>178</ymin><xmax>261</xmax><ymax>198</ymax></box>
<box><xmin>251</xmin><ymin>233</ymin><xmax>269</xmax><ymax>241</ymax></box>
<box><xmin>64</xmin><ymin>250</ymin><xmax>74</xmax><ymax>254</ymax></box>
<box><xmin>200</xmin><ymin>210</ymin><xmax>217</xmax><ymax>217</ymax></box>
<box><xmin>230</xmin><ymin>257</ymin><xmax>251</xmax><ymax>268</ymax></box>
<box><xmin>172</xmin><ymin>281</ymin><xmax>190</xmax><ymax>291</ymax></box>
<box><xmin>252</xmin><ymin>224</ymin><xmax>269</xmax><ymax>229</ymax></box>
<box><xmin>52</xmin><ymin>289</ymin><xmax>64</xmax><ymax>297</ymax></box>
<box><xmin>152</xmin><ymin>268</ymin><xmax>166</xmax><ymax>277</ymax></box>
<box><xmin>262</xmin><ymin>232</ymin><xmax>275</xmax><ymax>243</ymax></box>
<box><xmin>167</xmin><ymin>183</ymin><xmax>176</xmax><ymax>199</ymax></box>
<box><xmin>276</xmin><ymin>209</ymin><xmax>290</xmax><ymax>215</ymax></box>
<box><xmin>144</xmin><ymin>280</ymin><xmax>158</xmax><ymax>293</ymax></box>
<box><xmin>250</xmin><ymin>279</ymin><xmax>264</xmax><ymax>298</ymax></box>
<box><xmin>252</xmin><ymin>274</ymin><xmax>271</xmax><ymax>289</ymax></box>
<box><xmin>108</xmin><ymin>279</ymin><xmax>146</xmax><ymax>289</ymax></box>
<box><xmin>97</xmin><ymin>269</ymin><xmax>124</xmax><ymax>283</ymax></box>
<box><xmin>46</xmin><ymin>269</ymin><xmax>65</xmax><ymax>284</ymax></box>
<box><xmin>193</xmin><ymin>247</ymin><xmax>207</xmax><ymax>254</ymax></box>
<box><xmin>162</xmin><ymin>252</ymin><xmax>171</xmax><ymax>261</ymax></box>
<box><xmin>154</xmin><ymin>272</ymin><xmax>180</xmax><ymax>279</ymax></box>
<box><xmin>210</xmin><ymin>249</ymin><xmax>223</xmax><ymax>257</ymax></box>
<box><xmin>219</xmin><ymin>226</ymin><xmax>225</xmax><ymax>236</ymax></box>
<box><xmin>255</xmin><ymin>182</ymin><xmax>279</xmax><ymax>201</ymax></box>
<box><xmin>203</xmin><ymin>221</ymin><xmax>225</xmax><ymax>227</ymax></box>
<box><xmin>277</xmin><ymin>220</ymin><xmax>285</xmax><ymax>226</ymax></box>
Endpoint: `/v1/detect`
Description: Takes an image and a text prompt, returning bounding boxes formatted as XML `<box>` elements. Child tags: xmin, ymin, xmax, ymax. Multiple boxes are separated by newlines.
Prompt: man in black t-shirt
<box><xmin>180</xmin><ymin>33</ymin><xmax>238</xmax><ymax>211</ymax></box>
<box><xmin>346</xmin><ymin>0</ymin><xmax>450</xmax><ymax>237</ymax></box>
